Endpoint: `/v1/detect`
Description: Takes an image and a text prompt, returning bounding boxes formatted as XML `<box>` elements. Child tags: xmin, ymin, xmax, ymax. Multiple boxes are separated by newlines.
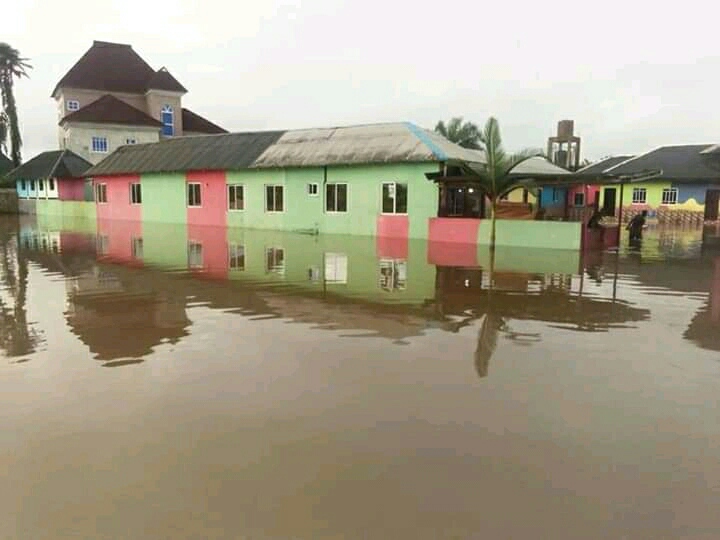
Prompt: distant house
<box><xmin>5</xmin><ymin>149</ymin><xmax>92</xmax><ymax>202</ymax></box>
<box><xmin>599</xmin><ymin>145</ymin><xmax>720</xmax><ymax>223</ymax></box>
<box><xmin>537</xmin><ymin>155</ymin><xmax>634</xmax><ymax>220</ymax></box>
<box><xmin>52</xmin><ymin>40</ymin><xmax>227</xmax><ymax>164</ymax></box>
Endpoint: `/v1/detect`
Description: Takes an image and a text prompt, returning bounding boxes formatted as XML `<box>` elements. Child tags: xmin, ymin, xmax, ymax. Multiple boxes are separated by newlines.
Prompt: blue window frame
<box><xmin>161</xmin><ymin>105</ymin><xmax>174</xmax><ymax>136</ymax></box>
<box><xmin>91</xmin><ymin>136</ymin><xmax>108</xmax><ymax>153</ymax></box>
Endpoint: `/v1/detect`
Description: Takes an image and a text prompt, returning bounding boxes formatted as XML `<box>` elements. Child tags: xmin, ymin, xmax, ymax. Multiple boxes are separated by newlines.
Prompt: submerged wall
<box><xmin>0</xmin><ymin>189</ymin><xmax>18</xmax><ymax>214</ymax></box>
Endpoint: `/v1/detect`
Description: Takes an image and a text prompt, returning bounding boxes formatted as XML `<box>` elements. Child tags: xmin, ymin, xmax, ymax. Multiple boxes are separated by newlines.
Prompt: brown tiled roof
<box><xmin>51</xmin><ymin>40</ymin><xmax>186</xmax><ymax>96</ymax></box>
<box><xmin>60</xmin><ymin>94</ymin><xmax>162</xmax><ymax>127</ymax></box>
<box><xmin>147</xmin><ymin>67</ymin><xmax>187</xmax><ymax>93</ymax></box>
<box><xmin>181</xmin><ymin>108</ymin><xmax>227</xmax><ymax>134</ymax></box>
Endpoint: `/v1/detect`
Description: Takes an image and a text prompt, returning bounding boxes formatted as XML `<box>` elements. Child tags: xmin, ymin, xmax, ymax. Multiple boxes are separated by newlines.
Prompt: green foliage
<box><xmin>0</xmin><ymin>43</ymin><xmax>32</xmax><ymax>167</ymax></box>
<box><xmin>434</xmin><ymin>117</ymin><xmax>482</xmax><ymax>149</ymax></box>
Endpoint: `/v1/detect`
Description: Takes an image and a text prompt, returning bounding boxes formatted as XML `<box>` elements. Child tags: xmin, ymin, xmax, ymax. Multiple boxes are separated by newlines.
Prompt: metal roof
<box><xmin>605</xmin><ymin>144</ymin><xmax>720</xmax><ymax>181</ymax></box>
<box><xmin>86</xmin><ymin>122</ymin><xmax>486</xmax><ymax>176</ymax></box>
<box><xmin>5</xmin><ymin>150</ymin><xmax>92</xmax><ymax>181</ymax></box>
<box><xmin>576</xmin><ymin>155</ymin><xmax>635</xmax><ymax>175</ymax></box>
<box><xmin>86</xmin><ymin>131</ymin><xmax>285</xmax><ymax>176</ymax></box>
<box><xmin>249</xmin><ymin>122</ymin><xmax>485</xmax><ymax>168</ymax></box>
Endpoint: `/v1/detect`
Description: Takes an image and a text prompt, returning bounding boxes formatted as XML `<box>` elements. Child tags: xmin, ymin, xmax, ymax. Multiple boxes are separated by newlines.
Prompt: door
<box><xmin>602</xmin><ymin>188</ymin><xmax>617</xmax><ymax>216</ymax></box>
<box><xmin>705</xmin><ymin>190</ymin><xmax>720</xmax><ymax>221</ymax></box>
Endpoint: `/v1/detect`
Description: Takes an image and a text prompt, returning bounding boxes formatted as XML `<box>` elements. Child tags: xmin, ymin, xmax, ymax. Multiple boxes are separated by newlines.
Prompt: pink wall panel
<box><xmin>186</xmin><ymin>171</ymin><xmax>227</xmax><ymax>228</ymax></box>
<box><xmin>58</xmin><ymin>177</ymin><xmax>85</xmax><ymax>201</ymax></box>
<box><xmin>428</xmin><ymin>217</ymin><xmax>480</xmax><ymax>244</ymax></box>
<box><xmin>427</xmin><ymin>241</ymin><xmax>478</xmax><ymax>267</ymax></box>
<box><xmin>97</xmin><ymin>218</ymin><xmax>143</xmax><ymax>266</ymax></box>
<box><xmin>376</xmin><ymin>215</ymin><xmax>409</xmax><ymax>238</ymax></box>
<box><xmin>94</xmin><ymin>175</ymin><xmax>142</xmax><ymax>221</ymax></box>
<box><xmin>187</xmin><ymin>224</ymin><xmax>228</xmax><ymax>279</ymax></box>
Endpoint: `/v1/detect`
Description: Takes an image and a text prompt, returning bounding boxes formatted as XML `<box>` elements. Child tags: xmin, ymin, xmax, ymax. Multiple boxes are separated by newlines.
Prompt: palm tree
<box><xmin>472</xmin><ymin>116</ymin><xmax>544</xmax><ymax>251</ymax></box>
<box><xmin>434</xmin><ymin>117</ymin><xmax>482</xmax><ymax>149</ymax></box>
<box><xmin>0</xmin><ymin>43</ymin><xmax>31</xmax><ymax>167</ymax></box>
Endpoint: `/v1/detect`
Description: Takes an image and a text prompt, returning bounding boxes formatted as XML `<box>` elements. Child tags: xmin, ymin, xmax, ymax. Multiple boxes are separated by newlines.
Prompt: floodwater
<box><xmin>2</xmin><ymin>215</ymin><xmax>720</xmax><ymax>539</ymax></box>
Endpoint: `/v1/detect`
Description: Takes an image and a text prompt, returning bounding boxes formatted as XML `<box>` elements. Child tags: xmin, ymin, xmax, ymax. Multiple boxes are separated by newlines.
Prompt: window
<box><xmin>662</xmin><ymin>188</ymin><xmax>678</xmax><ymax>205</ymax></box>
<box><xmin>91</xmin><ymin>136</ymin><xmax>108</xmax><ymax>153</ymax></box>
<box><xmin>326</xmin><ymin>183</ymin><xmax>348</xmax><ymax>212</ymax></box>
<box><xmin>382</xmin><ymin>182</ymin><xmax>408</xmax><ymax>214</ymax></box>
<box><xmin>188</xmin><ymin>241</ymin><xmax>203</xmax><ymax>268</ymax></box>
<box><xmin>39</xmin><ymin>180</ymin><xmax>44</xmax><ymax>191</ymax></box>
<box><xmin>379</xmin><ymin>259</ymin><xmax>407</xmax><ymax>291</ymax></box>
<box><xmin>30</xmin><ymin>180</ymin><xmax>35</xmax><ymax>190</ymax></box>
<box><xmin>228</xmin><ymin>184</ymin><xmax>244</xmax><ymax>210</ymax></box>
<box><xmin>307</xmin><ymin>183</ymin><xmax>319</xmax><ymax>196</ymax></box>
<box><xmin>265</xmin><ymin>247</ymin><xmax>285</xmax><ymax>275</ymax></box>
<box><xmin>66</xmin><ymin>100</ymin><xmax>80</xmax><ymax>111</ymax></box>
<box><xmin>229</xmin><ymin>244</ymin><xmax>245</xmax><ymax>270</ymax></box>
<box><xmin>20</xmin><ymin>180</ymin><xmax>26</xmax><ymax>191</ymax></box>
<box><xmin>96</xmin><ymin>235</ymin><xmax>109</xmax><ymax>255</ymax></box>
<box><xmin>552</xmin><ymin>188</ymin><xmax>562</xmax><ymax>202</ymax></box>
<box><xmin>131</xmin><ymin>237</ymin><xmax>143</xmax><ymax>259</ymax></box>
<box><xmin>95</xmin><ymin>183</ymin><xmax>107</xmax><ymax>203</ymax></box>
<box><xmin>632</xmin><ymin>187</ymin><xmax>647</xmax><ymax>204</ymax></box>
<box><xmin>126</xmin><ymin>138</ymin><xmax>137</xmax><ymax>145</ymax></box>
<box><xmin>161</xmin><ymin>105</ymin><xmax>174</xmax><ymax>136</ymax></box>
<box><xmin>187</xmin><ymin>183</ymin><xmax>202</xmax><ymax>207</ymax></box>
<box><xmin>49</xmin><ymin>178</ymin><xmax>55</xmax><ymax>191</ymax></box>
<box><xmin>130</xmin><ymin>183</ymin><xmax>142</xmax><ymax>204</ymax></box>
<box><xmin>324</xmin><ymin>253</ymin><xmax>348</xmax><ymax>284</ymax></box>
<box><xmin>265</xmin><ymin>185</ymin><xmax>284</xmax><ymax>212</ymax></box>
<box><xmin>574</xmin><ymin>192</ymin><xmax>585</xmax><ymax>207</ymax></box>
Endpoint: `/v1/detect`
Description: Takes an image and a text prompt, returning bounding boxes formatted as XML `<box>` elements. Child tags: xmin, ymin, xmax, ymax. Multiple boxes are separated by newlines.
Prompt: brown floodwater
<box><xmin>2</xmin><ymin>215</ymin><xmax>720</xmax><ymax>539</ymax></box>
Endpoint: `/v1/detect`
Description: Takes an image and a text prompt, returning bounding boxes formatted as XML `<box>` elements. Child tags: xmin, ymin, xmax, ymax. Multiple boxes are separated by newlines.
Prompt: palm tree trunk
<box><xmin>1</xmin><ymin>79</ymin><xmax>22</xmax><ymax>166</ymax></box>
<box><xmin>490</xmin><ymin>198</ymin><xmax>497</xmax><ymax>252</ymax></box>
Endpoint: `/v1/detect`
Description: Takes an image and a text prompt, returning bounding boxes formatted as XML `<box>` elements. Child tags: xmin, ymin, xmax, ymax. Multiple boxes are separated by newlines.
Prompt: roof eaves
<box><xmin>404</xmin><ymin>122</ymin><xmax>448</xmax><ymax>161</ymax></box>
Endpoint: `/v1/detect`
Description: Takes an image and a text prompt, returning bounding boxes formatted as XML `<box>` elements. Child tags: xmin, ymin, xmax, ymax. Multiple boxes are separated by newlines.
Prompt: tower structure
<box><xmin>547</xmin><ymin>120</ymin><xmax>581</xmax><ymax>171</ymax></box>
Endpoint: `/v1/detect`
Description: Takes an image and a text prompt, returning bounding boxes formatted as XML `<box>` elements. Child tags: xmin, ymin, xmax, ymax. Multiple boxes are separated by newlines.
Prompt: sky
<box><xmin>5</xmin><ymin>0</ymin><xmax>720</xmax><ymax>162</ymax></box>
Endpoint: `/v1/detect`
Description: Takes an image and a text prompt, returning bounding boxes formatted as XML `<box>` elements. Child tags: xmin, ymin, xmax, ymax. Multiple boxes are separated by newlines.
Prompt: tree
<box><xmin>472</xmin><ymin>116</ymin><xmax>544</xmax><ymax>251</ymax></box>
<box><xmin>0</xmin><ymin>43</ymin><xmax>31</xmax><ymax>167</ymax></box>
<box><xmin>434</xmin><ymin>117</ymin><xmax>482</xmax><ymax>149</ymax></box>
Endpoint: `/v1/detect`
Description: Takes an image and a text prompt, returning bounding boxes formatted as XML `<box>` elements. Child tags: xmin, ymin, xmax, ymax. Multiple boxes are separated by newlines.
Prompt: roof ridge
<box><xmin>603</xmin><ymin>146</ymin><xmax>665</xmax><ymax>173</ymax></box>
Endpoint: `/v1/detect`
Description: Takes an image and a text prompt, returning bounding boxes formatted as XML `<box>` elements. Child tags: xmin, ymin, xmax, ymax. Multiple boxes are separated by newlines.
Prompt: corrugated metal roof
<box><xmin>576</xmin><ymin>155</ymin><xmax>635</xmax><ymax>175</ymax></box>
<box><xmin>605</xmin><ymin>144</ymin><xmax>720</xmax><ymax>181</ymax></box>
<box><xmin>86</xmin><ymin>131</ymin><xmax>286</xmax><ymax>176</ymax></box>
<box><xmin>85</xmin><ymin>122</ymin><xmax>487</xmax><ymax>177</ymax></box>
<box><xmin>253</xmin><ymin>122</ymin><xmax>485</xmax><ymax>168</ymax></box>
<box><xmin>5</xmin><ymin>150</ymin><xmax>92</xmax><ymax>181</ymax></box>
<box><xmin>507</xmin><ymin>156</ymin><xmax>571</xmax><ymax>177</ymax></box>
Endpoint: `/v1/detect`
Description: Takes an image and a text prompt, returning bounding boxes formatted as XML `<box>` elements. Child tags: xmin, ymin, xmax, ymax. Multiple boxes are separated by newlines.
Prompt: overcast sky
<box><xmin>5</xmin><ymin>0</ymin><xmax>720</xmax><ymax>162</ymax></box>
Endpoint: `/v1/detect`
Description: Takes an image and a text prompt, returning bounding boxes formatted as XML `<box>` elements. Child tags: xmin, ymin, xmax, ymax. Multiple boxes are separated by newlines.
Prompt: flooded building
<box><xmin>594</xmin><ymin>145</ymin><xmax>720</xmax><ymax>224</ymax></box>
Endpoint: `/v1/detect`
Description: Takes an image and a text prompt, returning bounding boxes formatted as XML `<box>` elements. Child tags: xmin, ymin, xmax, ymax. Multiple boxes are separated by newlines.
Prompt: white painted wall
<box><xmin>63</xmin><ymin>122</ymin><xmax>161</xmax><ymax>164</ymax></box>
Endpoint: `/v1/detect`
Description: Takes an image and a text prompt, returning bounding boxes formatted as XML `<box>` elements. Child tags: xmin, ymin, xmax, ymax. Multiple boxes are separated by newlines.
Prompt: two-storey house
<box><xmin>52</xmin><ymin>40</ymin><xmax>226</xmax><ymax>164</ymax></box>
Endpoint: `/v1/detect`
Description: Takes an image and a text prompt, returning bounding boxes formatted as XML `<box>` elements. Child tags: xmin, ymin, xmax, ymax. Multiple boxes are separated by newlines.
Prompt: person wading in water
<box><xmin>626</xmin><ymin>210</ymin><xmax>648</xmax><ymax>241</ymax></box>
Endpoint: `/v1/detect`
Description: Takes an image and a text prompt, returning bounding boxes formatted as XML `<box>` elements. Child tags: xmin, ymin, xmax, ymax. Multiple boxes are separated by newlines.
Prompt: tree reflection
<box><xmin>474</xmin><ymin>250</ymin><xmax>506</xmax><ymax>379</ymax></box>
<box><xmin>0</xmin><ymin>221</ymin><xmax>40</xmax><ymax>357</ymax></box>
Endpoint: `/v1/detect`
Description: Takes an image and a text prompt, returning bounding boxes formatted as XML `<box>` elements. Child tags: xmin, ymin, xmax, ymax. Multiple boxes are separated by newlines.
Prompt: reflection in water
<box><xmin>7</xmin><ymin>217</ymin><xmax>720</xmax><ymax>538</ymax></box>
<box><xmin>0</xmin><ymin>221</ymin><xmax>42</xmax><ymax>358</ymax></box>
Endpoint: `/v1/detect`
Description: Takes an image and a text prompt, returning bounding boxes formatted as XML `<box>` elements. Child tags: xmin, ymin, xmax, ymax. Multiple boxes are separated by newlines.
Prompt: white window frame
<box><xmin>188</xmin><ymin>241</ymin><xmax>203</xmax><ymax>268</ymax></box>
<box><xmin>632</xmin><ymin>187</ymin><xmax>647</xmax><ymax>205</ymax></box>
<box><xmin>325</xmin><ymin>183</ymin><xmax>348</xmax><ymax>213</ymax></box>
<box><xmin>228</xmin><ymin>184</ymin><xmax>244</xmax><ymax>211</ymax></box>
<box><xmin>48</xmin><ymin>178</ymin><xmax>55</xmax><ymax>191</ymax></box>
<box><xmin>265</xmin><ymin>185</ymin><xmax>284</xmax><ymax>213</ymax></box>
<box><xmin>67</xmin><ymin>100</ymin><xmax>80</xmax><ymax>111</ymax></box>
<box><xmin>131</xmin><ymin>236</ymin><xmax>143</xmax><ymax>259</ymax></box>
<box><xmin>574</xmin><ymin>192</ymin><xmax>585</xmax><ymax>207</ymax></box>
<box><xmin>307</xmin><ymin>183</ymin><xmax>319</xmax><ymax>196</ymax></box>
<box><xmin>265</xmin><ymin>247</ymin><xmax>285</xmax><ymax>275</ymax></box>
<box><xmin>91</xmin><ymin>136</ymin><xmax>108</xmax><ymax>153</ymax></box>
<box><xmin>130</xmin><ymin>182</ymin><xmax>142</xmax><ymax>205</ymax></box>
<box><xmin>95</xmin><ymin>183</ymin><xmax>108</xmax><ymax>204</ymax></box>
<box><xmin>381</xmin><ymin>182</ymin><xmax>408</xmax><ymax>215</ymax></box>
<box><xmin>187</xmin><ymin>182</ymin><xmax>202</xmax><ymax>207</ymax></box>
<box><xmin>161</xmin><ymin>104</ymin><xmax>174</xmax><ymax>137</ymax></box>
<box><xmin>661</xmin><ymin>187</ymin><xmax>678</xmax><ymax>205</ymax></box>
<box><xmin>228</xmin><ymin>243</ymin><xmax>245</xmax><ymax>270</ymax></box>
